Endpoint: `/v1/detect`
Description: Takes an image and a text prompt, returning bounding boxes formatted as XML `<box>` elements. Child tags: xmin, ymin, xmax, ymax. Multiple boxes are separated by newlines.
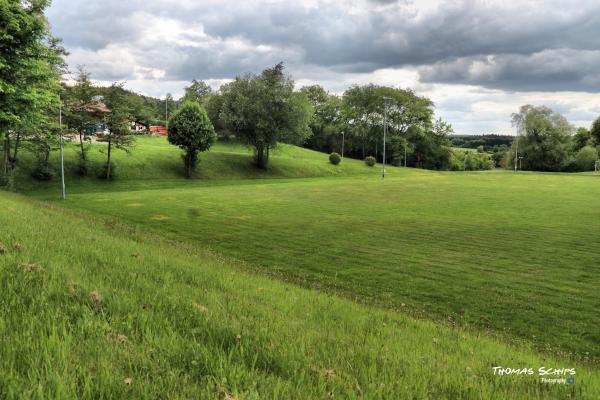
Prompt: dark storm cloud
<box><xmin>47</xmin><ymin>0</ymin><xmax>600</xmax><ymax>92</ymax></box>
<box><xmin>418</xmin><ymin>49</ymin><xmax>600</xmax><ymax>92</ymax></box>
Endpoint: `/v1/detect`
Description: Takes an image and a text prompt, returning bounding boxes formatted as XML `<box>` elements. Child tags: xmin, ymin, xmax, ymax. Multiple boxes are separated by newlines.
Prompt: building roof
<box><xmin>83</xmin><ymin>103</ymin><xmax>111</xmax><ymax>114</ymax></box>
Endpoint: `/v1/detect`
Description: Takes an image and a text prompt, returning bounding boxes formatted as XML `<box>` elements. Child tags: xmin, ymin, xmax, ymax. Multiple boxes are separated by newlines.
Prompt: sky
<box><xmin>47</xmin><ymin>0</ymin><xmax>600</xmax><ymax>135</ymax></box>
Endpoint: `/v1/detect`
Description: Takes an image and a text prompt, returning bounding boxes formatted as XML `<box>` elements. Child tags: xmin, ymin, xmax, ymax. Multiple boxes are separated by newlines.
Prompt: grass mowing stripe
<box><xmin>4</xmin><ymin>191</ymin><xmax>599</xmax><ymax>398</ymax></box>
<box><xmin>54</xmin><ymin>170</ymin><xmax>600</xmax><ymax>364</ymax></box>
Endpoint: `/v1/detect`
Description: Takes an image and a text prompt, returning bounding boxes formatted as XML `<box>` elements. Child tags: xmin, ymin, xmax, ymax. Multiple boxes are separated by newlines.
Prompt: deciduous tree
<box><xmin>168</xmin><ymin>101</ymin><xmax>216</xmax><ymax>178</ymax></box>
<box><xmin>221</xmin><ymin>63</ymin><xmax>312</xmax><ymax>169</ymax></box>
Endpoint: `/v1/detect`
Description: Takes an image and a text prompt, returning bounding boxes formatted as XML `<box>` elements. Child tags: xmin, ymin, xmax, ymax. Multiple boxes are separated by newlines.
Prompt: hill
<box><xmin>13</xmin><ymin>136</ymin><xmax>393</xmax><ymax>196</ymax></box>
<box><xmin>1</xmin><ymin>191</ymin><xmax>598</xmax><ymax>399</ymax></box>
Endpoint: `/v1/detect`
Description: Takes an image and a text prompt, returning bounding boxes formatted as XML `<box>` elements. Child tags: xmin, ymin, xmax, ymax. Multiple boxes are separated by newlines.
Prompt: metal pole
<box><xmin>514</xmin><ymin>126</ymin><xmax>519</xmax><ymax>172</ymax></box>
<box><xmin>404</xmin><ymin>140</ymin><xmax>407</xmax><ymax>167</ymax></box>
<box><xmin>341</xmin><ymin>131</ymin><xmax>345</xmax><ymax>163</ymax></box>
<box><xmin>165</xmin><ymin>97</ymin><xmax>168</xmax><ymax>131</ymax></box>
<box><xmin>59</xmin><ymin>106</ymin><xmax>65</xmax><ymax>200</ymax></box>
<box><xmin>382</xmin><ymin>97</ymin><xmax>389</xmax><ymax>179</ymax></box>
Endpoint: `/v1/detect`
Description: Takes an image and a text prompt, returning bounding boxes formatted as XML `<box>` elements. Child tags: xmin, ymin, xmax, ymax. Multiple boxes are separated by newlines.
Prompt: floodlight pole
<box><xmin>382</xmin><ymin>97</ymin><xmax>389</xmax><ymax>179</ymax></box>
<box><xmin>59</xmin><ymin>106</ymin><xmax>66</xmax><ymax>200</ymax></box>
<box><xmin>341</xmin><ymin>131</ymin><xmax>345</xmax><ymax>162</ymax></box>
<box><xmin>514</xmin><ymin>126</ymin><xmax>520</xmax><ymax>172</ymax></box>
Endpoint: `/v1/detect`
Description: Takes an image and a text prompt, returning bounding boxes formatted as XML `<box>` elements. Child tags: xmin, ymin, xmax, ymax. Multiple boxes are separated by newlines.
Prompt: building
<box><xmin>150</xmin><ymin>126</ymin><xmax>168</xmax><ymax>136</ymax></box>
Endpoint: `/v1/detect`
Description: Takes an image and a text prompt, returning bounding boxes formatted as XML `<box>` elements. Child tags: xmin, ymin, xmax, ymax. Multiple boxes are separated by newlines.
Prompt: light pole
<box><xmin>59</xmin><ymin>106</ymin><xmax>65</xmax><ymax>200</ymax></box>
<box><xmin>514</xmin><ymin>126</ymin><xmax>520</xmax><ymax>172</ymax></box>
<box><xmin>382</xmin><ymin>96</ymin><xmax>390</xmax><ymax>179</ymax></box>
<box><xmin>340</xmin><ymin>131</ymin><xmax>345</xmax><ymax>163</ymax></box>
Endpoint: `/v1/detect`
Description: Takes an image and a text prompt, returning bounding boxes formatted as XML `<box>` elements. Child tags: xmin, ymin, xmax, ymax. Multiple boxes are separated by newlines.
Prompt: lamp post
<box><xmin>382</xmin><ymin>96</ymin><xmax>390</xmax><ymax>179</ymax></box>
<box><xmin>514</xmin><ymin>126</ymin><xmax>520</xmax><ymax>172</ymax></box>
<box><xmin>340</xmin><ymin>131</ymin><xmax>345</xmax><ymax>163</ymax></box>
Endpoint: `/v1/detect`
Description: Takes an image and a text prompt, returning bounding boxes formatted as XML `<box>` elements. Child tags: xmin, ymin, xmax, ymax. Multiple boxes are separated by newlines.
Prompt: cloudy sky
<box><xmin>47</xmin><ymin>0</ymin><xmax>600</xmax><ymax>134</ymax></box>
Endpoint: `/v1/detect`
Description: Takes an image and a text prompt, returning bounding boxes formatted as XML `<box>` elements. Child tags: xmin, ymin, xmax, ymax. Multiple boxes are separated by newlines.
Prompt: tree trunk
<box><xmin>2</xmin><ymin>134</ymin><xmax>10</xmax><ymax>176</ymax></box>
<box><xmin>187</xmin><ymin>151</ymin><xmax>192</xmax><ymax>178</ymax></box>
<box><xmin>106</xmin><ymin>136</ymin><xmax>112</xmax><ymax>180</ymax></box>
<box><xmin>11</xmin><ymin>132</ymin><xmax>21</xmax><ymax>169</ymax></box>
<box><xmin>256</xmin><ymin>145</ymin><xmax>267</xmax><ymax>169</ymax></box>
<box><xmin>79</xmin><ymin>131</ymin><xmax>86</xmax><ymax>161</ymax></box>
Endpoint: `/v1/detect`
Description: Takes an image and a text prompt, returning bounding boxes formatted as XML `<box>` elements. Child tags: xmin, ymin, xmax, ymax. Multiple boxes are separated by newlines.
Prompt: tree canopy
<box><xmin>511</xmin><ymin>105</ymin><xmax>573</xmax><ymax>172</ymax></box>
<box><xmin>168</xmin><ymin>101</ymin><xmax>216</xmax><ymax>178</ymax></box>
<box><xmin>221</xmin><ymin>63</ymin><xmax>313</xmax><ymax>169</ymax></box>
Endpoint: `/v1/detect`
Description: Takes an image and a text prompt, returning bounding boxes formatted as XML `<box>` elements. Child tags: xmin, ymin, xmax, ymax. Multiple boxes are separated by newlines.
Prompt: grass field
<box><xmin>3</xmin><ymin>136</ymin><xmax>600</xmax><ymax>397</ymax></box>
<box><xmin>1</xmin><ymin>191</ymin><xmax>599</xmax><ymax>399</ymax></box>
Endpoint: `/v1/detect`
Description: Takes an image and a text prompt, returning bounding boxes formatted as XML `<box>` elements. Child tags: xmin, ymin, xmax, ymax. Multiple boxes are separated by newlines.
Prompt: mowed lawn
<box><xmin>3</xmin><ymin>191</ymin><xmax>600</xmax><ymax>399</ymax></box>
<box><xmin>55</xmin><ymin>169</ymin><xmax>600</xmax><ymax>363</ymax></box>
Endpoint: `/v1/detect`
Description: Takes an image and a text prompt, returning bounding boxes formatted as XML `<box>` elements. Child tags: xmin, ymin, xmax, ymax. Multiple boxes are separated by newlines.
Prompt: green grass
<box><xmin>48</xmin><ymin>161</ymin><xmax>600</xmax><ymax>363</ymax></box>
<box><xmin>1</xmin><ymin>191</ymin><xmax>598</xmax><ymax>399</ymax></box>
<box><xmin>15</xmin><ymin>136</ymin><xmax>382</xmax><ymax>196</ymax></box>
<box><xmin>4</xmin><ymin>136</ymin><xmax>600</xmax><ymax>397</ymax></box>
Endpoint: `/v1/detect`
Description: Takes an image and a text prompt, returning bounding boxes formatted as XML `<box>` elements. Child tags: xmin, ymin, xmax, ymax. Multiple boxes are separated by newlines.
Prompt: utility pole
<box><xmin>59</xmin><ymin>106</ymin><xmax>65</xmax><ymax>200</ymax></box>
<box><xmin>382</xmin><ymin>97</ymin><xmax>389</xmax><ymax>179</ymax></box>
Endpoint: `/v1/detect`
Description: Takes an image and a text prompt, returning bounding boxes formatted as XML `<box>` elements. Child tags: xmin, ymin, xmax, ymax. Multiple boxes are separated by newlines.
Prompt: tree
<box><xmin>205</xmin><ymin>92</ymin><xmax>226</xmax><ymax>137</ymax></box>
<box><xmin>0</xmin><ymin>0</ymin><xmax>61</xmax><ymax>177</ymax></box>
<box><xmin>301</xmin><ymin>85</ymin><xmax>343</xmax><ymax>154</ymax></box>
<box><xmin>168</xmin><ymin>101</ymin><xmax>216</xmax><ymax>178</ymax></box>
<box><xmin>574</xmin><ymin>146</ymin><xmax>598</xmax><ymax>171</ymax></box>
<box><xmin>591</xmin><ymin>117</ymin><xmax>600</xmax><ymax>146</ymax></box>
<box><xmin>182</xmin><ymin>80</ymin><xmax>212</xmax><ymax>105</ymax></box>
<box><xmin>572</xmin><ymin>127</ymin><xmax>591</xmax><ymax>151</ymax></box>
<box><xmin>98</xmin><ymin>84</ymin><xmax>134</xmax><ymax>180</ymax></box>
<box><xmin>221</xmin><ymin>63</ymin><xmax>313</xmax><ymax>169</ymax></box>
<box><xmin>341</xmin><ymin>84</ymin><xmax>434</xmax><ymax>161</ymax></box>
<box><xmin>406</xmin><ymin>122</ymin><xmax>453</xmax><ymax>170</ymax></box>
<box><xmin>511</xmin><ymin>105</ymin><xmax>573</xmax><ymax>172</ymax></box>
<box><xmin>63</xmin><ymin>66</ymin><xmax>98</xmax><ymax>175</ymax></box>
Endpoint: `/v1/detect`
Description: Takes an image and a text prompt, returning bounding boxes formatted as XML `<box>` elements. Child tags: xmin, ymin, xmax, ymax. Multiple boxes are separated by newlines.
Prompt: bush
<box><xmin>573</xmin><ymin>146</ymin><xmax>598</xmax><ymax>171</ymax></box>
<box><xmin>364</xmin><ymin>156</ymin><xmax>376</xmax><ymax>167</ymax></box>
<box><xmin>31</xmin><ymin>165</ymin><xmax>53</xmax><ymax>181</ymax></box>
<box><xmin>97</xmin><ymin>162</ymin><xmax>116</xmax><ymax>180</ymax></box>
<box><xmin>329</xmin><ymin>152</ymin><xmax>341</xmax><ymax>165</ymax></box>
<box><xmin>77</xmin><ymin>158</ymin><xmax>89</xmax><ymax>177</ymax></box>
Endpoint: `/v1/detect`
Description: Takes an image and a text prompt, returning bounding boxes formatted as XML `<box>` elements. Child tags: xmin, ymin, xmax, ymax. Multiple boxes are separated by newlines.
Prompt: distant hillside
<box><xmin>450</xmin><ymin>134</ymin><xmax>514</xmax><ymax>151</ymax></box>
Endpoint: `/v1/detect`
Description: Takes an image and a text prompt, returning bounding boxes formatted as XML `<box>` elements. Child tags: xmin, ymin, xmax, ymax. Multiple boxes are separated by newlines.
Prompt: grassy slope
<box><xmin>16</xmin><ymin>136</ymin><xmax>386</xmax><ymax>196</ymax></box>
<box><xmin>1</xmin><ymin>191</ymin><xmax>598</xmax><ymax>399</ymax></box>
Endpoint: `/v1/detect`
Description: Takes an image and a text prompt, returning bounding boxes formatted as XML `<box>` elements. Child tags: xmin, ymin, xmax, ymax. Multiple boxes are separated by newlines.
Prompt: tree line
<box><xmin>509</xmin><ymin>105</ymin><xmax>600</xmax><ymax>172</ymax></box>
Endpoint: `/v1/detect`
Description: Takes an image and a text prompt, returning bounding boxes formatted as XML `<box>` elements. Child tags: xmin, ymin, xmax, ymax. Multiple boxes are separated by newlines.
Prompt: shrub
<box><xmin>574</xmin><ymin>146</ymin><xmax>598</xmax><ymax>171</ymax></box>
<box><xmin>365</xmin><ymin>156</ymin><xmax>376</xmax><ymax>167</ymax></box>
<box><xmin>97</xmin><ymin>162</ymin><xmax>116</xmax><ymax>180</ymax></box>
<box><xmin>329</xmin><ymin>152</ymin><xmax>341</xmax><ymax>165</ymax></box>
<box><xmin>31</xmin><ymin>165</ymin><xmax>53</xmax><ymax>181</ymax></box>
